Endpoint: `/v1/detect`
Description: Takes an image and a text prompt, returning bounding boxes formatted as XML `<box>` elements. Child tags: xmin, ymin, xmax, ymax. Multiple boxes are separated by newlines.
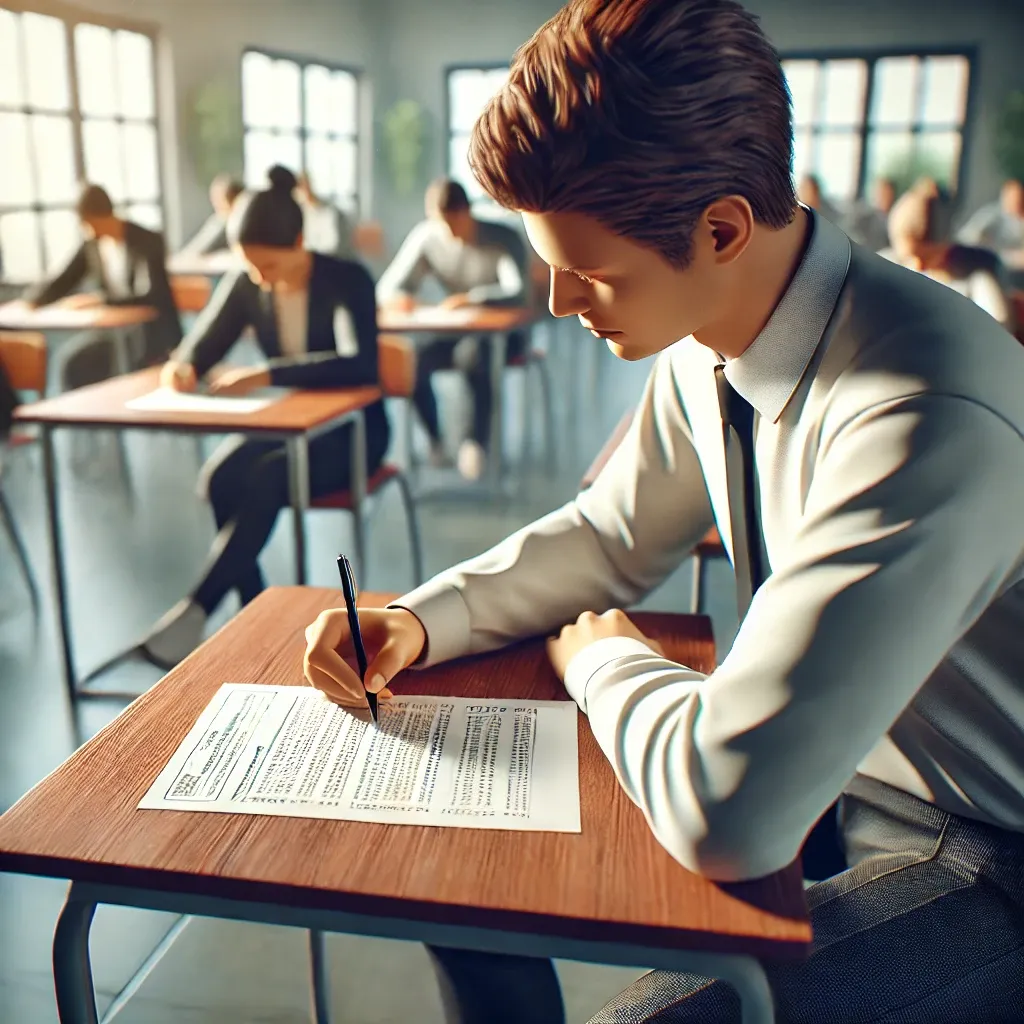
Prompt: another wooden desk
<box><xmin>0</xmin><ymin>587</ymin><xmax>809</xmax><ymax>1024</ymax></box>
<box><xmin>14</xmin><ymin>369</ymin><xmax>382</xmax><ymax>702</ymax></box>
<box><xmin>378</xmin><ymin>305</ymin><xmax>541</xmax><ymax>489</ymax></box>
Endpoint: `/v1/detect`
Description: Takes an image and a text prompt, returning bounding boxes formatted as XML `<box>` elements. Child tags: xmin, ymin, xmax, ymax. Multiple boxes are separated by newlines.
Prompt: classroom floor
<box><xmin>0</xmin><ymin>322</ymin><xmax>738</xmax><ymax>1024</ymax></box>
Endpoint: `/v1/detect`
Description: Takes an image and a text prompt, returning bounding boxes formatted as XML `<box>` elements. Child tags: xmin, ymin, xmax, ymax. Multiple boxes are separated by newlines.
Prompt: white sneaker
<box><xmin>457</xmin><ymin>440</ymin><xmax>486</xmax><ymax>481</ymax></box>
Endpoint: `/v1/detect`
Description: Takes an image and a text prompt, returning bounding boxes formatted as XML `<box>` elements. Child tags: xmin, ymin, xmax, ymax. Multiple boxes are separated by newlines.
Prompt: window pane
<box><xmin>32</xmin><ymin>115</ymin><xmax>77</xmax><ymax>204</ymax></box>
<box><xmin>0</xmin><ymin>113</ymin><xmax>34</xmax><ymax>205</ymax></box>
<box><xmin>304</xmin><ymin>134</ymin><xmax>333</xmax><ymax>195</ymax></box>
<box><xmin>269</xmin><ymin>59</ymin><xmax>301</xmax><ymax>131</ymax></box>
<box><xmin>125</xmin><ymin>202</ymin><xmax>162</xmax><ymax>230</ymax></box>
<box><xmin>83</xmin><ymin>119</ymin><xmax>126</xmax><ymax>201</ymax></box>
<box><xmin>870</xmin><ymin>57</ymin><xmax>919</xmax><ymax>127</ymax></box>
<box><xmin>448</xmin><ymin>132</ymin><xmax>477</xmax><ymax>194</ymax></box>
<box><xmin>75</xmin><ymin>23</ymin><xmax>117</xmax><ymax>117</ymax></box>
<box><xmin>783</xmin><ymin>60</ymin><xmax>818</xmax><ymax>128</ymax></box>
<box><xmin>332</xmin><ymin>71</ymin><xmax>357</xmax><ymax>135</ymax></box>
<box><xmin>865</xmin><ymin>130</ymin><xmax>915</xmax><ymax>186</ymax></box>
<box><xmin>920</xmin><ymin>56</ymin><xmax>968</xmax><ymax>127</ymax></box>
<box><xmin>116</xmin><ymin>31</ymin><xmax>155</xmax><ymax>120</ymax></box>
<box><xmin>822</xmin><ymin>60</ymin><xmax>867</xmax><ymax>128</ymax></box>
<box><xmin>242</xmin><ymin>51</ymin><xmax>275</xmax><ymax>129</ymax></box>
<box><xmin>817</xmin><ymin>132</ymin><xmax>862</xmax><ymax>201</ymax></box>
<box><xmin>0</xmin><ymin>211</ymin><xmax>43</xmax><ymax>283</ymax></box>
<box><xmin>329</xmin><ymin>137</ymin><xmax>356</xmax><ymax>198</ymax></box>
<box><xmin>23</xmin><ymin>12</ymin><xmax>69</xmax><ymax>112</ymax></box>
<box><xmin>791</xmin><ymin>128</ymin><xmax>813</xmax><ymax>182</ymax></box>
<box><xmin>40</xmin><ymin>208</ymin><xmax>80</xmax><ymax>274</ymax></box>
<box><xmin>123</xmin><ymin>122</ymin><xmax>159</xmax><ymax>201</ymax></box>
<box><xmin>916</xmin><ymin>130</ymin><xmax>963</xmax><ymax>190</ymax></box>
<box><xmin>304</xmin><ymin>64</ymin><xmax>333</xmax><ymax>133</ymax></box>
<box><xmin>244</xmin><ymin>130</ymin><xmax>301</xmax><ymax>189</ymax></box>
<box><xmin>0</xmin><ymin>9</ymin><xmax>25</xmax><ymax>107</ymax></box>
<box><xmin>449</xmin><ymin>68</ymin><xmax>508</xmax><ymax>133</ymax></box>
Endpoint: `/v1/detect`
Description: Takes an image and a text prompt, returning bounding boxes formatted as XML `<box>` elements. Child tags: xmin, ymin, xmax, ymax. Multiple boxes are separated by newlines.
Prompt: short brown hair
<box><xmin>469</xmin><ymin>0</ymin><xmax>796</xmax><ymax>267</ymax></box>
<box><xmin>888</xmin><ymin>187</ymin><xmax>952</xmax><ymax>246</ymax></box>
<box><xmin>427</xmin><ymin>177</ymin><xmax>471</xmax><ymax>214</ymax></box>
<box><xmin>76</xmin><ymin>183</ymin><xmax>114</xmax><ymax>219</ymax></box>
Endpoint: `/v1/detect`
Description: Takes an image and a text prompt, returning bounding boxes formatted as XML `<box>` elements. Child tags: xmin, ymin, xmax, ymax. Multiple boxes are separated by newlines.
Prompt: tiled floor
<box><xmin>0</xmin><ymin>322</ymin><xmax>738</xmax><ymax>1023</ymax></box>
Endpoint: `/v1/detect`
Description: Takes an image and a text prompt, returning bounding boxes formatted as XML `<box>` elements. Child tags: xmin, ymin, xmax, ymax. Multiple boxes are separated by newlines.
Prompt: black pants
<box><xmin>412</xmin><ymin>331</ymin><xmax>528</xmax><ymax>448</ymax></box>
<box><xmin>426</xmin><ymin>776</ymin><xmax>1024</xmax><ymax>1024</ymax></box>
<box><xmin>191</xmin><ymin>420</ymin><xmax>388</xmax><ymax>615</ymax></box>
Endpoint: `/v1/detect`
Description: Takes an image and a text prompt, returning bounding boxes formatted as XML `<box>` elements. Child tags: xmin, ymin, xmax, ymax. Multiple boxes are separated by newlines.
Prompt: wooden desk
<box><xmin>166</xmin><ymin>250</ymin><xmax>240</xmax><ymax>277</ymax></box>
<box><xmin>14</xmin><ymin>368</ymin><xmax>382</xmax><ymax>703</ymax></box>
<box><xmin>0</xmin><ymin>587</ymin><xmax>809</xmax><ymax>1024</ymax></box>
<box><xmin>378</xmin><ymin>305</ymin><xmax>541</xmax><ymax>490</ymax></box>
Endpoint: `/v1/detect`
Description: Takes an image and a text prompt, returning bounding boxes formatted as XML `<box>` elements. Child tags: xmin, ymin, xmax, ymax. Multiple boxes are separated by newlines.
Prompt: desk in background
<box><xmin>14</xmin><ymin>368</ymin><xmax>381</xmax><ymax>702</ymax></box>
<box><xmin>0</xmin><ymin>586</ymin><xmax>810</xmax><ymax>1024</ymax></box>
<box><xmin>166</xmin><ymin>250</ymin><xmax>240</xmax><ymax>278</ymax></box>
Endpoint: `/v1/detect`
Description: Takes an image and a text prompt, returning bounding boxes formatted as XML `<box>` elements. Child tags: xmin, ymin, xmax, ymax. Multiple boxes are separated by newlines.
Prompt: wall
<box><xmin>367</xmin><ymin>0</ymin><xmax>1024</xmax><ymax>244</ymax></box>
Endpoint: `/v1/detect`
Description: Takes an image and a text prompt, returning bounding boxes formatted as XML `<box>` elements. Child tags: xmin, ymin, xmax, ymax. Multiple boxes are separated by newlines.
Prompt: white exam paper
<box><xmin>125</xmin><ymin>388</ymin><xmax>286</xmax><ymax>415</ymax></box>
<box><xmin>139</xmin><ymin>684</ymin><xmax>581</xmax><ymax>833</ymax></box>
<box><xmin>402</xmin><ymin>306</ymin><xmax>477</xmax><ymax>327</ymax></box>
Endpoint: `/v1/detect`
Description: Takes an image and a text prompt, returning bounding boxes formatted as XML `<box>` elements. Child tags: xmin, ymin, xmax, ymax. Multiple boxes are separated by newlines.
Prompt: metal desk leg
<box><xmin>42</xmin><ymin>424</ymin><xmax>78</xmax><ymax>700</ymax></box>
<box><xmin>287</xmin><ymin>436</ymin><xmax>311</xmax><ymax>585</ymax></box>
<box><xmin>52</xmin><ymin>887</ymin><xmax>99</xmax><ymax>1024</ymax></box>
<box><xmin>308</xmin><ymin>930</ymin><xmax>332</xmax><ymax>1024</ymax></box>
<box><xmin>487</xmin><ymin>332</ymin><xmax>508</xmax><ymax>487</ymax></box>
<box><xmin>347</xmin><ymin>412</ymin><xmax>368</xmax><ymax>584</ymax></box>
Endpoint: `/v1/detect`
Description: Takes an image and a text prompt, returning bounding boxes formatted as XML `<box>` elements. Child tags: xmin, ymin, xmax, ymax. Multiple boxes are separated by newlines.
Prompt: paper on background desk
<box><xmin>125</xmin><ymin>387</ymin><xmax>287</xmax><ymax>415</ymax></box>
<box><xmin>401</xmin><ymin>306</ymin><xmax>478</xmax><ymax>327</ymax></box>
<box><xmin>139</xmin><ymin>684</ymin><xmax>581</xmax><ymax>832</ymax></box>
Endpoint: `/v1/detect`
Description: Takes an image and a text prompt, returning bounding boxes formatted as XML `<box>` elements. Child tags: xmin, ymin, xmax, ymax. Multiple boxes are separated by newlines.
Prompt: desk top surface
<box><xmin>13</xmin><ymin>367</ymin><xmax>382</xmax><ymax>433</ymax></box>
<box><xmin>0</xmin><ymin>300</ymin><xmax>157</xmax><ymax>331</ymax></box>
<box><xmin>378</xmin><ymin>305</ymin><xmax>539</xmax><ymax>335</ymax></box>
<box><xmin>0</xmin><ymin>588</ymin><xmax>810</xmax><ymax>960</ymax></box>
<box><xmin>167</xmin><ymin>251</ymin><xmax>241</xmax><ymax>277</ymax></box>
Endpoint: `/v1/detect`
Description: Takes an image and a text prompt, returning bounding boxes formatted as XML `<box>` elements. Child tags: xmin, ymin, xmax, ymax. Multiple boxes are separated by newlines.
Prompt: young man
<box><xmin>305</xmin><ymin>1</ymin><xmax>1024</xmax><ymax>1021</ymax></box>
<box><xmin>294</xmin><ymin>171</ymin><xmax>355</xmax><ymax>260</ymax></box>
<box><xmin>844</xmin><ymin>176</ymin><xmax>896</xmax><ymax>252</ymax></box>
<box><xmin>25</xmin><ymin>183</ymin><xmax>182</xmax><ymax>373</ymax></box>
<box><xmin>376</xmin><ymin>177</ymin><xmax>528</xmax><ymax>480</ymax></box>
<box><xmin>177</xmin><ymin>173</ymin><xmax>245</xmax><ymax>257</ymax></box>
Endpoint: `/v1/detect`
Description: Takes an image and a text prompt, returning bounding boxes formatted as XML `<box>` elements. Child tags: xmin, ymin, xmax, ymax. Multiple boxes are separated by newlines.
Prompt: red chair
<box><xmin>579</xmin><ymin>407</ymin><xmax>727</xmax><ymax>613</ymax></box>
<box><xmin>310</xmin><ymin>334</ymin><xmax>423</xmax><ymax>586</ymax></box>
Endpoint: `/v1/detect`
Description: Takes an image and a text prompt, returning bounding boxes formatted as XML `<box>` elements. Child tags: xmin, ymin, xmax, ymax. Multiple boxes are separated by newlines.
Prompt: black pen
<box><xmin>336</xmin><ymin>555</ymin><xmax>377</xmax><ymax>724</ymax></box>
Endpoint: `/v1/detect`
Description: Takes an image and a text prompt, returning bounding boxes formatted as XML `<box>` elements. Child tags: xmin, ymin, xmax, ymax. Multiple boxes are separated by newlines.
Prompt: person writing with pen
<box><xmin>302</xmin><ymin>2</ymin><xmax>1024</xmax><ymax>1023</ymax></box>
<box><xmin>137</xmin><ymin>166</ymin><xmax>390</xmax><ymax>671</ymax></box>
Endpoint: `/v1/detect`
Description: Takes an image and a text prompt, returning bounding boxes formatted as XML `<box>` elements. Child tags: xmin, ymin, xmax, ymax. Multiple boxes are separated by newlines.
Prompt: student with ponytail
<box><xmin>140</xmin><ymin>165</ymin><xmax>390</xmax><ymax>668</ymax></box>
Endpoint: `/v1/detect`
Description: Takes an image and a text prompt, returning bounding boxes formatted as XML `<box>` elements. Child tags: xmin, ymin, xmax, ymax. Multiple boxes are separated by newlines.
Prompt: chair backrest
<box><xmin>0</xmin><ymin>331</ymin><xmax>47</xmax><ymax>394</ymax></box>
<box><xmin>170</xmin><ymin>274</ymin><xmax>213</xmax><ymax>314</ymax></box>
<box><xmin>378</xmin><ymin>333</ymin><xmax>416</xmax><ymax>398</ymax></box>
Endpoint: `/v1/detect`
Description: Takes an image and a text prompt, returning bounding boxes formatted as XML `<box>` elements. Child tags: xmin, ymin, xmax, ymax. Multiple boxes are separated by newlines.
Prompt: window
<box><xmin>784</xmin><ymin>53</ymin><xmax>971</xmax><ymax>204</ymax></box>
<box><xmin>0</xmin><ymin>7</ymin><xmax>161</xmax><ymax>283</ymax></box>
<box><xmin>242</xmin><ymin>50</ymin><xmax>360</xmax><ymax>215</ymax></box>
<box><xmin>446</xmin><ymin>66</ymin><xmax>510</xmax><ymax>209</ymax></box>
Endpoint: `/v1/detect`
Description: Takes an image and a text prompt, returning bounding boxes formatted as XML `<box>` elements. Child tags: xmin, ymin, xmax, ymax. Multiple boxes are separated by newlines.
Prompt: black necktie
<box><xmin>715</xmin><ymin>364</ymin><xmax>765</xmax><ymax>618</ymax></box>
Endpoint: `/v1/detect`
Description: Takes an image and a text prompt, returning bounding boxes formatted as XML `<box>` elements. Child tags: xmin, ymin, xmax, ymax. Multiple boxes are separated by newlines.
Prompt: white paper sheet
<box><xmin>139</xmin><ymin>684</ymin><xmax>581</xmax><ymax>832</ymax></box>
<box><xmin>125</xmin><ymin>388</ymin><xmax>286</xmax><ymax>415</ymax></box>
<box><xmin>401</xmin><ymin>306</ymin><xmax>478</xmax><ymax>327</ymax></box>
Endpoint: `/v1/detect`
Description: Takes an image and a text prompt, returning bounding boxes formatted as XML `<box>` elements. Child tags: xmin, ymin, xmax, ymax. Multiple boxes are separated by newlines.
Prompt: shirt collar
<box><xmin>723</xmin><ymin>208</ymin><xmax>851</xmax><ymax>423</ymax></box>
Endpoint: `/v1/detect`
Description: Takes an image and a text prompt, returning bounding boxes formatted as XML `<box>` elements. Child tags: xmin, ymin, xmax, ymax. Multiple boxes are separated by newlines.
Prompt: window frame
<box><xmin>780</xmin><ymin>45</ymin><xmax>978</xmax><ymax>200</ymax></box>
<box><xmin>0</xmin><ymin>1</ymin><xmax>165</xmax><ymax>281</ymax></box>
<box><xmin>240</xmin><ymin>46</ymin><xmax>363</xmax><ymax>214</ymax></box>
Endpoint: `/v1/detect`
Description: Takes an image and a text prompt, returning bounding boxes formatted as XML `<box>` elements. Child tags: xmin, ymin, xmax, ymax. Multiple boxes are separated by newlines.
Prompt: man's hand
<box><xmin>386</xmin><ymin>293</ymin><xmax>417</xmax><ymax>314</ymax></box>
<box><xmin>207</xmin><ymin>367</ymin><xmax>272</xmax><ymax>396</ymax></box>
<box><xmin>304</xmin><ymin>606</ymin><xmax>427</xmax><ymax>708</ymax></box>
<box><xmin>546</xmin><ymin>609</ymin><xmax>666</xmax><ymax>682</ymax></box>
<box><xmin>160</xmin><ymin>360</ymin><xmax>198</xmax><ymax>393</ymax></box>
<box><xmin>439</xmin><ymin>292</ymin><xmax>472</xmax><ymax>310</ymax></box>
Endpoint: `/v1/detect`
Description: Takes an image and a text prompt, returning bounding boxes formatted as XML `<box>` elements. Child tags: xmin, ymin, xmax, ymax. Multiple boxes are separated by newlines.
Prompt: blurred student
<box><xmin>24</xmin><ymin>183</ymin><xmax>182</xmax><ymax>372</ymax></box>
<box><xmin>140</xmin><ymin>166</ymin><xmax>390</xmax><ymax>668</ymax></box>
<box><xmin>958</xmin><ymin>178</ymin><xmax>1024</xmax><ymax>286</ymax></box>
<box><xmin>178</xmin><ymin>174</ymin><xmax>245</xmax><ymax>257</ymax></box>
<box><xmin>796</xmin><ymin>172</ymin><xmax>842</xmax><ymax>225</ymax></box>
<box><xmin>294</xmin><ymin>170</ymin><xmax>356</xmax><ymax>260</ymax></box>
<box><xmin>377</xmin><ymin>177</ymin><xmax>528</xmax><ymax>480</ymax></box>
<box><xmin>886</xmin><ymin>185</ymin><xmax>1016</xmax><ymax>332</ymax></box>
<box><xmin>844</xmin><ymin>176</ymin><xmax>896</xmax><ymax>252</ymax></box>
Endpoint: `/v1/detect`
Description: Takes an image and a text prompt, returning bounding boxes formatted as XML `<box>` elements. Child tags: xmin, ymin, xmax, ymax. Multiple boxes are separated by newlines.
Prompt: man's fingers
<box><xmin>364</xmin><ymin>636</ymin><xmax>413</xmax><ymax>693</ymax></box>
<box><xmin>305</xmin><ymin>662</ymin><xmax>365</xmax><ymax>706</ymax></box>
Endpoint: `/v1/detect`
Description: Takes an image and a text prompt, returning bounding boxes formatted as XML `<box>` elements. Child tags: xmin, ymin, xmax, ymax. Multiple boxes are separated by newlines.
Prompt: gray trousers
<box><xmin>427</xmin><ymin>775</ymin><xmax>1024</xmax><ymax>1024</ymax></box>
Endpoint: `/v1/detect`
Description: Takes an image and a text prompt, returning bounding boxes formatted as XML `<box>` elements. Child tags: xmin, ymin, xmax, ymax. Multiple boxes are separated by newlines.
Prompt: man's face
<box><xmin>432</xmin><ymin>207</ymin><xmax>475</xmax><ymax>244</ymax></box>
<box><xmin>238</xmin><ymin>243</ymin><xmax>300</xmax><ymax>288</ymax></box>
<box><xmin>1001</xmin><ymin>180</ymin><xmax>1024</xmax><ymax>219</ymax></box>
<box><xmin>520</xmin><ymin>209</ymin><xmax>722</xmax><ymax>362</ymax></box>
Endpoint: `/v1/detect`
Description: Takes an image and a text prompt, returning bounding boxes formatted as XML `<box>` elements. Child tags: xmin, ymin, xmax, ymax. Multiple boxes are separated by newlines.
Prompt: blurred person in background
<box><xmin>845</xmin><ymin>176</ymin><xmax>896</xmax><ymax>252</ymax></box>
<box><xmin>958</xmin><ymin>178</ymin><xmax>1024</xmax><ymax>287</ymax></box>
<box><xmin>797</xmin><ymin>172</ymin><xmax>843</xmax><ymax>224</ymax></box>
<box><xmin>294</xmin><ymin>170</ymin><xmax>356</xmax><ymax>260</ymax></box>
<box><xmin>178</xmin><ymin>173</ymin><xmax>246</xmax><ymax>257</ymax></box>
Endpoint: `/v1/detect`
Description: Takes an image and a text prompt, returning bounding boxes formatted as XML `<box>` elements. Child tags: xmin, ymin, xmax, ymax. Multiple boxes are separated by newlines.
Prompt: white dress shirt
<box><xmin>393</xmin><ymin>211</ymin><xmax>1024</xmax><ymax>881</ymax></box>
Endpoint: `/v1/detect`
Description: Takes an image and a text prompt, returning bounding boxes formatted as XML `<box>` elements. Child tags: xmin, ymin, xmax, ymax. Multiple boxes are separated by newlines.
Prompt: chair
<box><xmin>505</xmin><ymin>344</ymin><xmax>556</xmax><ymax>473</ymax></box>
<box><xmin>310</xmin><ymin>334</ymin><xmax>424</xmax><ymax>587</ymax></box>
<box><xmin>0</xmin><ymin>331</ymin><xmax>46</xmax><ymax>613</ymax></box>
<box><xmin>169</xmin><ymin>274</ymin><xmax>213</xmax><ymax>316</ymax></box>
<box><xmin>579</xmin><ymin>407</ymin><xmax>728</xmax><ymax>614</ymax></box>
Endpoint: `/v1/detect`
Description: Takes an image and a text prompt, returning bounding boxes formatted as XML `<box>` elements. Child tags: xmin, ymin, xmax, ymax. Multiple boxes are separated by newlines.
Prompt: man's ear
<box><xmin>702</xmin><ymin>196</ymin><xmax>755</xmax><ymax>265</ymax></box>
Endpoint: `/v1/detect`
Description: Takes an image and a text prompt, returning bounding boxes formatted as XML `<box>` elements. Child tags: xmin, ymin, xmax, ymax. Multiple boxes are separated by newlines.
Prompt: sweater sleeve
<box><xmin>23</xmin><ymin>243</ymin><xmax>89</xmax><ymax>307</ymax></box>
<box><xmin>173</xmin><ymin>271</ymin><xmax>249</xmax><ymax>377</ymax></box>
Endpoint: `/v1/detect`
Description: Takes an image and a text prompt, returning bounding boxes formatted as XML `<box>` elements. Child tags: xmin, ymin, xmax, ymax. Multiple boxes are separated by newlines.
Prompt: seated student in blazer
<box><xmin>377</xmin><ymin>177</ymin><xmax>528</xmax><ymax>481</ymax></box>
<box><xmin>882</xmin><ymin>184</ymin><xmax>1016</xmax><ymax>333</ymax></box>
<box><xmin>302</xmin><ymin>2</ymin><xmax>1024</xmax><ymax>1023</ymax></box>
<box><xmin>23</xmin><ymin>182</ymin><xmax>182</xmax><ymax>368</ymax></box>
<box><xmin>140</xmin><ymin>166</ymin><xmax>389</xmax><ymax>669</ymax></box>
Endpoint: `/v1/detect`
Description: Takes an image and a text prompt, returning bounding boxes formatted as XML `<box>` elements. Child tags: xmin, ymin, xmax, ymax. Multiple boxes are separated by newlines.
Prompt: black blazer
<box><xmin>175</xmin><ymin>254</ymin><xmax>389</xmax><ymax>437</ymax></box>
<box><xmin>25</xmin><ymin>221</ymin><xmax>183</xmax><ymax>364</ymax></box>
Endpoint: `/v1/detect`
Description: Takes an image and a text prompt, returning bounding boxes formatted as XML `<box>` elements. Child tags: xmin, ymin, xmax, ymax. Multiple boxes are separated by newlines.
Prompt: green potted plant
<box><xmin>995</xmin><ymin>90</ymin><xmax>1024</xmax><ymax>183</ymax></box>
